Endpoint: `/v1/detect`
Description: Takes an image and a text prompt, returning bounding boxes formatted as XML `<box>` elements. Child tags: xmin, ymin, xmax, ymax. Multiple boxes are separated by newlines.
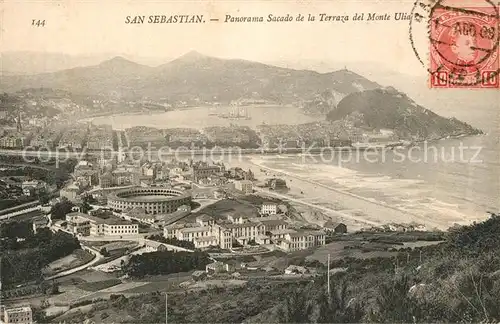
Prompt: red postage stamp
<box><xmin>429</xmin><ymin>2</ymin><xmax>499</xmax><ymax>88</ymax></box>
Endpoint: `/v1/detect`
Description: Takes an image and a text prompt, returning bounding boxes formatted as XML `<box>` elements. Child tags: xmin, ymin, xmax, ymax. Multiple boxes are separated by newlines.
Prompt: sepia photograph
<box><xmin>0</xmin><ymin>0</ymin><xmax>499</xmax><ymax>323</ymax></box>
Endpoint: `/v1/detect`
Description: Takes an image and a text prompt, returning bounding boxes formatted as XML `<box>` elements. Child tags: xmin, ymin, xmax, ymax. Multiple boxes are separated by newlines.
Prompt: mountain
<box><xmin>0</xmin><ymin>51</ymin><xmax>114</xmax><ymax>75</ymax></box>
<box><xmin>0</xmin><ymin>51</ymin><xmax>173</xmax><ymax>75</ymax></box>
<box><xmin>326</xmin><ymin>88</ymin><xmax>482</xmax><ymax>140</ymax></box>
<box><xmin>0</xmin><ymin>51</ymin><xmax>380</xmax><ymax>102</ymax></box>
<box><xmin>1</xmin><ymin>56</ymin><xmax>155</xmax><ymax>98</ymax></box>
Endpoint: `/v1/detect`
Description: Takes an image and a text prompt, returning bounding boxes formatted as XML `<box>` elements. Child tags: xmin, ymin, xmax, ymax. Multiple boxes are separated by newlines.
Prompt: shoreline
<box><xmin>0</xmin><ymin>132</ymin><xmax>482</xmax><ymax>158</ymax></box>
<box><xmin>231</xmin><ymin>156</ymin><xmax>482</xmax><ymax>231</ymax></box>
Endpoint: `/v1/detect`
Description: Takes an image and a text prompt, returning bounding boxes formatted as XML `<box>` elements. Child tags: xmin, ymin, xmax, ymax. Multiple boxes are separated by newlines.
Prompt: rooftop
<box><xmin>324</xmin><ymin>220</ymin><xmax>345</xmax><ymax>228</ymax></box>
<box><xmin>288</xmin><ymin>230</ymin><xmax>325</xmax><ymax>238</ymax></box>
<box><xmin>179</xmin><ymin>226</ymin><xmax>210</xmax><ymax>234</ymax></box>
<box><xmin>259</xmin><ymin>219</ymin><xmax>288</xmax><ymax>227</ymax></box>
<box><xmin>220</xmin><ymin>222</ymin><xmax>260</xmax><ymax>229</ymax></box>
<box><xmin>70</xmin><ymin>213</ymin><xmax>133</xmax><ymax>226</ymax></box>
<box><xmin>270</xmin><ymin>229</ymin><xmax>297</xmax><ymax>235</ymax></box>
<box><xmin>196</xmin><ymin>214</ymin><xmax>213</xmax><ymax>221</ymax></box>
<box><xmin>4</xmin><ymin>306</ymin><xmax>32</xmax><ymax>313</ymax></box>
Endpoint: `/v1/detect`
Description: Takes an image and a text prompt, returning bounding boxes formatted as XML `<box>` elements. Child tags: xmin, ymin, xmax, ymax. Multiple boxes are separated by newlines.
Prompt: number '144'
<box><xmin>32</xmin><ymin>19</ymin><xmax>45</xmax><ymax>27</ymax></box>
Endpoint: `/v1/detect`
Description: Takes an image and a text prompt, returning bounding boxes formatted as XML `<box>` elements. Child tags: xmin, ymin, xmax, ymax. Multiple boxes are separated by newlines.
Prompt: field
<box><xmin>118</xmin><ymin>272</ymin><xmax>194</xmax><ymax>294</ymax></box>
<box><xmin>99</xmin><ymin>241</ymin><xmax>139</xmax><ymax>251</ymax></box>
<box><xmin>215</xmin><ymin>232</ymin><xmax>444</xmax><ymax>272</ymax></box>
<box><xmin>77</xmin><ymin>279</ymin><xmax>122</xmax><ymax>292</ymax></box>
<box><xmin>43</xmin><ymin>249</ymin><xmax>95</xmax><ymax>276</ymax></box>
<box><xmin>184</xmin><ymin>198</ymin><xmax>261</xmax><ymax>222</ymax></box>
<box><xmin>50</xmin><ymin>280</ymin><xmax>309</xmax><ymax>324</ymax></box>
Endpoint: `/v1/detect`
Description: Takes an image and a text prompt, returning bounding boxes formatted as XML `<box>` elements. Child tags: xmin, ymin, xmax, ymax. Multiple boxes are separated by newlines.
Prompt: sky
<box><xmin>1</xmin><ymin>0</ymin><xmax>433</xmax><ymax>76</ymax></box>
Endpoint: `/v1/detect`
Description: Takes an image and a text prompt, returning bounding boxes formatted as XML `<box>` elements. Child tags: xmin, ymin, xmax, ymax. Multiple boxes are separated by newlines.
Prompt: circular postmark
<box><xmin>409</xmin><ymin>0</ymin><xmax>500</xmax><ymax>87</ymax></box>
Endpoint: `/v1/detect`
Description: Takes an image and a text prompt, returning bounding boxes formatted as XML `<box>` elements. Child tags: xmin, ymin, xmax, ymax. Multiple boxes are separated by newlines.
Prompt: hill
<box><xmin>1</xmin><ymin>57</ymin><xmax>155</xmax><ymax>99</ymax></box>
<box><xmin>326</xmin><ymin>87</ymin><xmax>482</xmax><ymax>140</ymax></box>
<box><xmin>0</xmin><ymin>51</ymin><xmax>380</xmax><ymax>103</ymax></box>
<box><xmin>40</xmin><ymin>214</ymin><xmax>500</xmax><ymax>324</ymax></box>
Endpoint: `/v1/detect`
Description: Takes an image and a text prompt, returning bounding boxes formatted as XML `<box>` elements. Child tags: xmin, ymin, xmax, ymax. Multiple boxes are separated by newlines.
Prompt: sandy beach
<box><xmin>226</xmin><ymin>155</ymin><xmax>481</xmax><ymax>232</ymax></box>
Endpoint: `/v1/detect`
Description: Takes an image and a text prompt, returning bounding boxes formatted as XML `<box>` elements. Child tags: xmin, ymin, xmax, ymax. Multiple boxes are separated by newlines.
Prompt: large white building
<box><xmin>279</xmin><ymin>230</ymin><xmax>325</xmax><ymax>252</ymax></box>
<box><xmin>234</xmin><ymin>180</ymin><xmax>253</xmax><ymax>194</ymax></box>
<box><xmin>65</xmin><ymin>212</ymin><xmax>138</xmax><ymax>236</ymax></box>
<box><xmin>261</xmin><ymin>203</ymin><xmax>278</xmax><ymax>215</ymax></box>
<box><xmin>164</xmin><ymin>213</ymin><xmax>324</xmax><ymax>251</ymax></box>
<box><xmin>2</xmin><ymin>305</ymin><xmax>33</xmax><ymax>324</ymax></box>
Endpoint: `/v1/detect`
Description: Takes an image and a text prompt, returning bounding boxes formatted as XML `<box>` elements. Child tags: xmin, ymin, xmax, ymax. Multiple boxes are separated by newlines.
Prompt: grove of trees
<box><xmin>0</xmin><ymin>223</ymin><xmax>80</xmax><ymax>287</ymax></box>
<box><xmin>124</xmin><ymin>250</ymin><xmax>210</xmax><ymax>277</ymax></box>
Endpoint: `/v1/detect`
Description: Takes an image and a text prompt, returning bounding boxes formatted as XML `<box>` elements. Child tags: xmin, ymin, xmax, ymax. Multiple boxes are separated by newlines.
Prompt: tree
<box><xmin>100</xmin><ymin>247</ymin><xmax>110</xmax><ymax>257</ymax></box>
<box><xmin>372</xmin><ymin>274</ymin><xmax>416</xmax><ymax>323</ymax></box>
<box><xmin>37</xmin><ymin>189</ymin><xmax>50</xmax><ymax>205</ymax></box>
<box><xmin>316</xmin><ymin>279</ymin><xmax>363</xmax><ymax>323</ymax></box>
<box><xmin>50</xmin><ymin>199</ymin><xmax>74</xmax><ymax>220</ymax></box>
<box><xmin>277</xmin><ymin>288</ymin><xmax>314</xmax><ymax>323</ymax></box>
<box><xmin>50</xmin><ymin>281</ymin><xmax>60</xmax><ymax>295</ymax></box>
<box><xmin>80</xmin><ymin>195</ymin><xmax>93</xmax><ymax>214</ymax></box>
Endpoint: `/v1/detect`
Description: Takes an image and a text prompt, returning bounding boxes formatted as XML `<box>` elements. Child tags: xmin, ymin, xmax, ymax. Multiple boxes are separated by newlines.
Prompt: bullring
<box><xmin>107</xmin><ymin>187</ymin><xmax>191</xmax><ymax>215</ymax></box>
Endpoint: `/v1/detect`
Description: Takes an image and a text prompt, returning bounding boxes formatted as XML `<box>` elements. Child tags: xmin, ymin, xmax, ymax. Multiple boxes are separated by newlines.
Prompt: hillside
<box><xmin>40</xmin><ymin>214</ymin><xmax>500</xmax><ymax>324</ymax></box>
<box><xmin>326</xmin><ymin>87</ymin><xmax>482</xmax><ymax>140</ymax></box>
<box><xmin>1</xmin><ymin>57</ymin><xmax>155</xmax><ymax>99</ymax></box>
<box><xmin>0</xmin><ymin>51</ymin><xmax>380</xmax><ymax>103</ymax></box>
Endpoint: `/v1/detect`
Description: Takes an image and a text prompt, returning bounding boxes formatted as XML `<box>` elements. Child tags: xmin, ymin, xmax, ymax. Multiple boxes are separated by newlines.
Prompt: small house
<box><xmin>284</xmin><ymin>265</ymin><xmax>309</xmax><ymax>275</ymax></box>
<box><xmin>324</xmin><ymin>220</ymin><xmax>347</xmax><ymax>234</ymax></box>
<box><xmin>192</xmin><ymin>270</ymin><xmax>207</xmax><ymax>281</ymax></box>
<box><xmin>206</xmin><ymin>261</ymin><xmax>231</xmax><ymax>274</ymax></box>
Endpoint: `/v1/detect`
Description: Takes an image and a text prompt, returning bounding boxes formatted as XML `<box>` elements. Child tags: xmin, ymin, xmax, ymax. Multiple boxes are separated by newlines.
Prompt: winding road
<box><xmin>45</xmin><ymin>246</ymin><xmax>105</xmax><ymax>280</ymax></box>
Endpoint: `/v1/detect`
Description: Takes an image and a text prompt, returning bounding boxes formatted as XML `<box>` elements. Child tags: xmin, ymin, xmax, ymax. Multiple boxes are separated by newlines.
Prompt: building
<box><xmin>65</xmin><ymin>212</ymin><xmax>138</xmax><ymax>236</ymax></box>
<box><xmin>101</xmin><ymin>219</ymin><xmax>139</xmax><ymax>236</ymax></box>
<box><xmin>205</xmin><ymin>261</ymin><xmax>231</xmax><ymax>273</ymax></box>
<box><xmin>112</xmin><ymin>170</ymin><xmax>133</xmax><ymax>186</ymax></box>
<box><xmin>98</xmin><ymin>172</ymin><xmax>113</xmax><ymax>188</ymax></box>
<box><xmin>165</xmin><ymin>213</ymin><xmax>294</xmax><ymax>249</ymax></box>
<box><xmin>191</xmin><ymin>164</ymin><xmax>223</xmax><ymax>182</ymax></box>
<box><xmin>192</xmin><ymin>270</ymin><xmax>208</xmax><ymax>281</ymax></box>
<box><xmin>214</xmin><ymin>225</ymin><xmax>233</xmax><ymax>249</ymax></box>
<box><xmin>216</xmin><ymin>222</ymin><xmax>262</xmax><ymax>245</ymax></box>
<box><xmin>196</xmin><ymin>214</ymin><xmax>215</xmax><ymax>227</ymax></box>
<box><xmin>21</xmin><ymin>180</ymin><xmax>46</xmax><ymax>191</ymax></box>
<box><xmin>193</xmin><ymin>236</ymin><xmax>219</xmax><ymax>249</ymax></box>
<box><xmin>59</xmin><ymin>183</ymin><xmax>80</xmax><ymax>202</ymax></box>
<box><xmin>0</xmin><ymin>135</ymin><xmax>27</xmax><ymax>149</ymax></box>
<box><xmin>107</xmin><ymin>187</ymin><xmax>192</xmax><ymax>215</ymax></box>
<box><xmin>32</xmin><ymin>216</ymin><xmax>48</xmax><ymax>234</ymax></box>
<box><xmin>284</xmin><ymin>265</ymin><xmax>309</xmax><ymax>275</ymax></box>
<box><xmin>141</xmin><ymin>162</ymin><xmax>158</xmax><ymax>179</ymax></box>
<box><xmin>259</xmin><ymin>219</ymin><xmax>288</xmax><ymax>233</ymax></box>
<box><xmin>122</xmin><ymin>207</ymin><xmax>157</xmax><ymax>224</ymax></box>
<box><xmin>65</xmin><ymin>212</ymin><xmax>92</xmax><ymax>236</ymax></box>
<box><xmin>234</xmin><ymin>180</ymin><xmax>253</xmax><ymax>194</ymax></box>
<box><xmin>226</xmin><ymin>214</ymin><xmax>244</xmax><ymax>224</ymax></box>
<box><xmin>21</xmin><ymin>180</ymin><xmax>46</xmax><ymax>197</ymax></box>
<box><xmin>261</xmin><ymin>203</ymin><xmax>278</xmax><ymax>215</ymax></box>
<box><xmin>324</xmin><ymin>221</ymin><xmax>347</xmax><ymax>234</ymax></box>
<box><xmin>334</xmin><ymin>223</ymin><xmax>347</xmax><ymax>234</ymax></box>
<box><xmin>74</xmin><ymin>169</ymin><xmax>99</xmax><ymax>187</ymax></box>
<box><xmin>269</xmin><ymin>228</ymin><xmax>297</xmax><ymax>241</ymax></box>
<box><xmin>279</xmin><ymin>230</ymin><xmax>326</xmax><ymax>252</ymax></box>
<box><xmin>2</xmin><ymin>305</ymin><xmax>33</xmax><ymax>324</ymax></box>
<box><xmin>176</xmin><ymin>226</ymin><xmax>212</xmax><ymax>242</ymax></box>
